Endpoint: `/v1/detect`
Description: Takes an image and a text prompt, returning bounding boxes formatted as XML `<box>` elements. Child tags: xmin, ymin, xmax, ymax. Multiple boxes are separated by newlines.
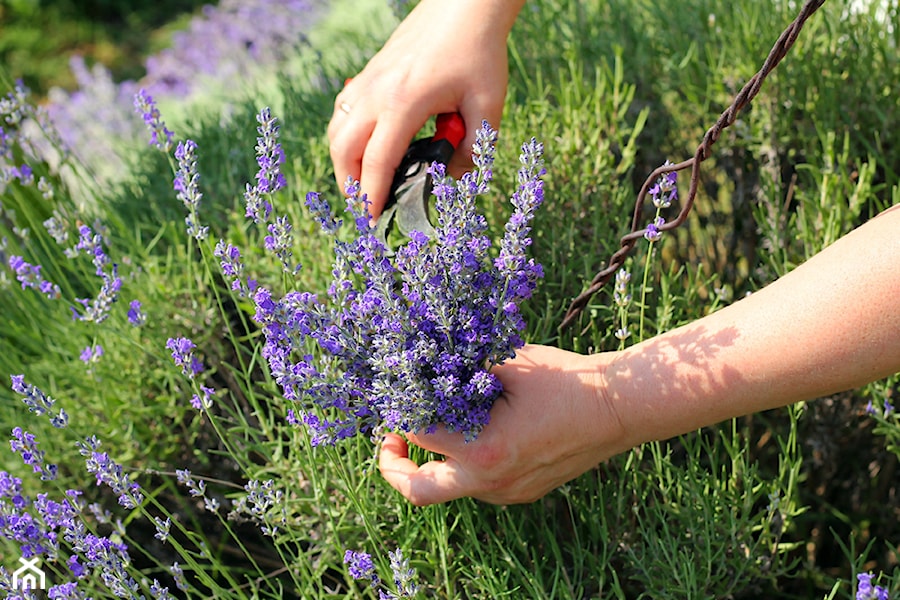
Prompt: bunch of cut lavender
<box><xmin>254</xmin><ymin>120</ymin><xmax>544</xmax><ymax>444</ymax></box>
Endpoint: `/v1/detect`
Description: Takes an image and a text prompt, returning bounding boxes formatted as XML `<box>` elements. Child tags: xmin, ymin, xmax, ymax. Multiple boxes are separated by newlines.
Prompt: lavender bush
<box><xmin>41</xmin><ymin>0</ymin><xmax>325</xmax><ymax>177</ymax></box>
<box><xmin>2</xmin><ymin>0</ymin><xmax>899</xmax><ymax>597</ymax></box>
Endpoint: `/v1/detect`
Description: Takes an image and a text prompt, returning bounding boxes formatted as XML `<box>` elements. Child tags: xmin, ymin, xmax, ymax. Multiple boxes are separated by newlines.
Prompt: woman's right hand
<box><xmin>327</xmin><ymin>0</ymin><xmax>524</xmax><ymax>217</ymax></box>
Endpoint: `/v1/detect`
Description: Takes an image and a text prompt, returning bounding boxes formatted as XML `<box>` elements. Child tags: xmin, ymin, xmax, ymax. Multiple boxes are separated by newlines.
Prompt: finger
<box><xmin>359</xmin><ymin>109</ymin><xmax>431</xmax><ymax>218</ymax></box>
<box><xmin>327</xmin><ymin>80</ymin><xmax>367</xmax><ymax>190</ymax></box>
<box><xmin>379</xmin><ymin>433</ymin><xmax>471</xmax><ymax>506</ymax></box>
<box><xmin>449</xmin><ymin>93</ymin><xmax>506</xmax><ymax>178</ymax></box>
<box><xmin>406</xmin><ymin>427</ymin><xmax>469</xmax><ymax>456</ymax></box>
<box><xmin>328</xmin><ymin>114</ymin><xmax>371</xmax><ymax>195</ymax></box>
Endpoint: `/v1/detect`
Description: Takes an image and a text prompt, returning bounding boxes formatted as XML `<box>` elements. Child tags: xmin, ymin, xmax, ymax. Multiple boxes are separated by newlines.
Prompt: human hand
<box><xmin>378</xmin><ymin>344</ymin><xmax>629</xmax><ymax>506</ymax></box>
<box><xmin>328</xmin><ymin>0</ymin><xmax>522</xmax><ymax>217</ymax></box>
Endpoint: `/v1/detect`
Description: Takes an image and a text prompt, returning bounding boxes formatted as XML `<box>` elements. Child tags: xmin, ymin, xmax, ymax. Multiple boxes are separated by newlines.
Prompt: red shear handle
<box><xmin>433</xmin><ymin>113</ymin><xmax>465</xmax><ymax>149</ymax></box>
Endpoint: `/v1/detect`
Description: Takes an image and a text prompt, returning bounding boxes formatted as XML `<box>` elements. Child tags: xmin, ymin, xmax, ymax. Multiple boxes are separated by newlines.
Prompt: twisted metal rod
<box><xmin>559</xmin><ymin>0</ymin><xmax>827</xmax><ymax>332</ymax></box>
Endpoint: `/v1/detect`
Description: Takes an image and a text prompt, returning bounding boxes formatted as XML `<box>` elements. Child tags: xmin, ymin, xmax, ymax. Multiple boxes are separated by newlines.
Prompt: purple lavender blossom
<box><xmin>386</xmin><ymin>548</ymin><xmax>419</xmax><ymax>598</ymax></box>
<box><xmin>242</xmin><ymin>106</ymin><xmax>287</xmax><ymax>223</ymax></box>
<box><xmin>0</xmin><ymin>463</ymin><xmax>156</xmax><ymax>598</ymax></box>
<box><xmin>10</xmin><ymin>375</ymin><xmax>68</xmax><ymax>428</ymax></box>
<box><xmin>190</xmin><ymin>385</ymin><xmax>216</xmax><ymax>411</ymax></box>
<box><xmin>228</xmin><ymin>479</ymin><xmax>285</xmax><ymax>536</ymax></box>
<box><xmin>7</xmin><ymin>163</ymin><xmax>34</xmax><ymax>185</ymax></box>
<box><xmin>165</xmin><ymin>337</ymin><xmax>204</xmax><ymax>379</ymax></box>
<box><xmin>644</xmin><ymin>216</ymin><xmax>665</xmax><ymax>243</ymax></box>
<box><xmin>134</xmin><ymin>89</ymin><xmax>174</xmax><ymax>151</ymax></box>
<box><xmin>48</xmin><ymin>582</ymin><xmax>89</xmax><ymax>599</ymax></box>
<box><xmin>171</xmin><ymin>562</ymin><xmax>188</xmax><ymax>592</ymax></box>
<box><xmin>0</xmin><ymin>125</ymin><xmax>15</xmax><ymax>161</ymax></box>
<box><xmin>74</xmin><ymin>223</ymin><xmax>110</xmax><ymax>275</ymax></box>
<box><xmin>343</xmin><ymin>547</ymin><xmax>419</xmax><ymax>598</ymax></box>
<box><xmin>75</xmin><ymin>225</ymin><xmax>110</xmax><ymax>276</ymax></box>
<box><xmin>127</xmin><ymin>299</ymin><xmax>146</xmax><ymax>326</ymax></box>
<box><xmin>174</xmin><ymin>140</ymin><xmax>200</xmax><ymax>208</ymax></box>
<box><xmin>254</xmin><ymin>120</ymin><xmax>543</xmax><ymax>443</ymax></box>
<box><xmin>79</xmin><ymin>344</ymin><xmax>104</xmax><ymax>366</ymax></box>
<box><xmin>73</xmin><ymin>533</ymin><xmax>142</xmax><ymax>594</ymax></box>
<box><xmin>214</xmin><ymin>240</ymin><xmax>243</xmax><ymax>279</ymax></box>
<box><xmin>0</xmin><ymin>472</ymin><xmax>68</xmax><ymax>558</ymax></box>
<box><xmin>614</xmin><ymin>269</ymin><xmax>632</xmax><ymax>307</ymax></box>
<box><xmin>76</xmin><ymin>436</ymin><xmax>143</xmax><ymax>508</ymax></box>
<box><xmin>305</xmin><ymin>191</ymin><xmax>342</xmax><ymax>233</ymax></box>
<box><xmin>150</xmin><ymin>579</ymin><xmax>175</xmax><ymax>600</ymax></box>
<box><xmin>857</xmin><ymin>572</ymin><xmax>890</xmax><ymax>600</ymax></box>
<box><xmin>141</xmin><ymin>0</ymin><xmax>324</xmax><ymax>98</ymax></box>
<box><xmin>72</xmin><ymin>265</ymin><xmax>122</xmax><ymax>323</ymax></box>
<box><xmin>265</xmin><ymin>215</ymin><xmax>299</xmax><ymax>273</ymax></box>
<box><xmin>243</xmin><ymin>182</ymin><xmax>272</xmax><ymax>224</ymax></box>
<box><xmin>153</xmin><ymin>516</ymin><xmax>171</xmax><ymax>543</ymax></box>
<box><xmin>0</xmin><ymin>81</ymin><xmax>29</xmax><ymax>126</ymax></box>
<box><xmin>344</xmin><ymin>550</ymin><xmax>378</xmax><ymax>583</ymax></box>
<box><xmin>254</xmin><ymin>107</ymin><xmax>287</xmax><ymax>194</ymax></box>
<box><xmin>175</xmin><ymin>469</ymin><xmax>219</xmax><ymax>512</ymax></box>
<box><xmin>214</xmin><ymin>240</ymin><xmax>256</xmax><ymax>297</ymax></box>
<box><xmin>8</xmin><ymin>255</ymin><xmax>61</xmax><ymax>299</ymax></box>
<box><xmin>41</xmin><ymin>2</ymin><xmax>324</xmax><ymax>181</ymax></box>
<box><xmin>46</xmin><ymin>57</ymin><xmax>140</xmax><ymax>170</ymax></box>
<box><xmin>649</xmin><ymin>163</ymin><xmax>678</xmax><ymax>209</ymax></box>
<box><xmin>174</xmin><ymin>139</ymin><xmax>209</xmax><ymax>241</ymax></box>
<box><xmin>10</xmin><ymin>427</ymin><xmax>58</xmax><ymax>481</ymax></box>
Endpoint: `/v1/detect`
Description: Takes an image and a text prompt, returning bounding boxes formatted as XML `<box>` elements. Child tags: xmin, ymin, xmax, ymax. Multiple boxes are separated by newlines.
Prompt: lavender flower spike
<box><xmin>254</xmin><ymin>107</ymin><xmax>286</xmax><ymax>194</ymax></box>
<box><xmin>72</xmin><ymin>265</ymin><xmax>122</xmax><ymax>324</ymax></box>
<box><xmin>127</xmin><ymin>299</ymin><xmax>146</xmax><ymax>326</ymax></box>
<box><xmin>8</xmin><ymin>255</ymin><xmax>61</xmax><ymax>299</ymax></box>
<box><xmin>10</xmin><ymin>375</ymin><xmax>68</xmax><ymax>428</ymax></box>
<box><xmin>344</xmin><ymin>550</ymin><xmax>378</xmax><ymax>584</ymax></box>
<box><xmin>134</xmin><ymin>89</ymin><xmax>174</xmax><ymax>151</ymax></box>
<box><xmin>386</xmin><ymin>548</ymin><xmax>419</xmax><ymax>598</ymax></box>
<box><xmin>166</xmin><ymin>336</ymin><xmax>204</xmax><ymax>379</ymax></box>
<box><xmin>649</xmin><ymin>161</ymin><xmax>678</xmax><ymax>209</ymax></box>
<box><xmin>10</xmin><ymin>427</ymin><xmax>58</xmax><ymax>481</ymax></box>
<box><xmin>77</xmin><ymin>436</ymin><xmax>144</xmax><ymax>508</ymax></box>
<box><xmin>174</xmin><ymin>139</ymin><xmax>209</xmax><ymax>241</ymax></box>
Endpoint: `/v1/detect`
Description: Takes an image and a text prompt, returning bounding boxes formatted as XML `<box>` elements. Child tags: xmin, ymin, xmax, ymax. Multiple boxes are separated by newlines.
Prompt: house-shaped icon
<box><xmin>12</xmin><ymin>556</ymin><xmax>45</xmax><ymax>591</ymax></box>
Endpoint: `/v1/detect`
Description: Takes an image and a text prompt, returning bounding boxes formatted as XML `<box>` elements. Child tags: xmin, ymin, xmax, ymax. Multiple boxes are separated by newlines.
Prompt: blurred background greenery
<box><xmin>0</xmin><ymin>0</ymin><xmax>207</xmax><ymax>95</ymax></box>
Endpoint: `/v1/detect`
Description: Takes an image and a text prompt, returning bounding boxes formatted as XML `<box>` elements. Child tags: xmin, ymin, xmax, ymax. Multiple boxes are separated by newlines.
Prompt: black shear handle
<box><xmin>388</xmin><ymin>112</ymin><xmax>466</xmax><ymax>207</ymax></box>
<box><xmin>373</xmin><ymin>112</ymin><xmax>467</xmax><ymax>246</ymax></box>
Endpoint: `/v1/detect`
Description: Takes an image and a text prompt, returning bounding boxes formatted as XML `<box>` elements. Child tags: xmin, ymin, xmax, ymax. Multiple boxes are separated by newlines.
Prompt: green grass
<box><xmin>1</xmin><ymin>0</ymin><xmax>899</xmax><ymax>598</ymax></box>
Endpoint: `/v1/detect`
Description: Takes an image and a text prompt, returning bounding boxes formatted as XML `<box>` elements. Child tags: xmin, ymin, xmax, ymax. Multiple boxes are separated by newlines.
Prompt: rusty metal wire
<box><xmin>559</xmin><ymin>0</ymin><xmax>827</xmax><ymax>333</ymax></box>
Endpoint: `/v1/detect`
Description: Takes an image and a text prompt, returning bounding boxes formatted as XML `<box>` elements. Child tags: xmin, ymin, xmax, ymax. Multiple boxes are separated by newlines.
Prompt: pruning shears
<box><xmin>373</xmin><ymin>112</ymin><xmax>466</xmax><ymax>248</ymax></box>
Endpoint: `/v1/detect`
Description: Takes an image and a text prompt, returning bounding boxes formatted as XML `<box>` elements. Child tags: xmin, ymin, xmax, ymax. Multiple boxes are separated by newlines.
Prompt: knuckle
<box><xmin>405</xmin><ymin>485</ymin><xmax>432</xmax><ymax>507</ymax></box>
<box><xmin>467</xmin><ymin>442</ymin><xmax>511</xmax><ymax>473</ymax></box>
<box><xmin>360</xmin><ymin>150</ymin><xmax>393</xmax><ymax>174</ymax></box>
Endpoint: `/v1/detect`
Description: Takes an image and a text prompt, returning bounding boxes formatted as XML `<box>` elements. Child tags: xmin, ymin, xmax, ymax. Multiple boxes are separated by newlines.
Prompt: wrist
<box><xmin>587</xmin><ymin>350</ymin><xmax>636</xmax><ymax>460</ymax></box>
<box><xmin>597</xmin><ymin>336</ymin><xmax>708</xmax><ymax>452</ymax></box>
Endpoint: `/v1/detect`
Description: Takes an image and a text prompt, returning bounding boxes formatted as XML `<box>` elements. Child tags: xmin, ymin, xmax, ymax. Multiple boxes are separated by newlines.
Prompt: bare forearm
<box><xmin>605</xmin><ymin>206</ymin><xmax>900</xmax><ymax>447</ymax></box>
